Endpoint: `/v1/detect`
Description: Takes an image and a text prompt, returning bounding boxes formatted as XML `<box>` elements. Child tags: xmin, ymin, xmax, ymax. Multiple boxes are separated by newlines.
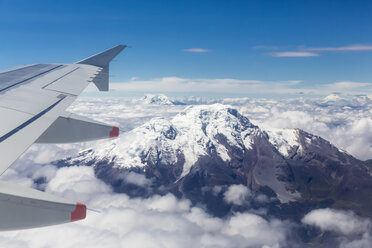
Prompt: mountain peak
<box><xmin>141</xmin><ymin>94</ymin><xmax>173</xmax><ymax>105</ymax></box>
<box><xmin>323</xmin><ymin>93</ymin><xmax>342</xmax><ymax>102</ymax></box>
<box><xmin>77</xmin><ymin>104</ymin><xmax>260</xmax><ymax>177</ymax></box>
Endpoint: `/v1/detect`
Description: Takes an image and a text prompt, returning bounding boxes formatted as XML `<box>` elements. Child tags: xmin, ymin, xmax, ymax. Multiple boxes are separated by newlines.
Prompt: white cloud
<box><xmin>235</xmin><ymin>96</ymin><xmax>372</xmax><ymax>160</ymax></box>
<box><xmin>262</xmin><ymin>44</ymin><xmax>372</xmax><ymax>59</ymax></box>
<box><xmin>86</xmin><ymin>77</ymin><xmax>372</xmax><ymax>97</ymax></box>
<box><xmin>326</xmin><ymin>81</ymin><xmax>372</xmax><ymax>90</ymax></box>
<box><xmin>46</xmin><ymin>166</ymin><xmax>112</xmax><ymax>203</ymax></box>
<box><xmin>109</xmin><ymin>77</ymin><xmax>268</xmax><ymax>94</ymax></box>
<box><xmin>268</xmin><ymin>51</ymin><xmax>319</xmax><ymax>57</ymax></box>
<box><xmin>302</xmin><ymin>208</ymin><xmax>372</xmax><ymax>247</ymax></box>
<box><xmin>183</xmin><ymin>48</ymin><xmax>210</xmax><ymax>53</ymax></box>
<box><xmin>223</xmin><ymin>184</ymin><xmax>251</xmax><ymax>206</ymax></box>
<box><xmin>332</xmin><ymin>117</ymin><xmax>372</xmax><ymax>160</ymax></box>
<box><xmin>0</xmin><ymin>165</ymin><xmax>289</xmax><ymax>248</ymax></box>
<box><xmin>340</xmin><ymin>233</ymin><xmax>372</xmax><ymax>248</ymax></box>
<box><xmin>223</xmin><ymin>213</ymin><xmax>287</xmax><ymax>246</ymax></box>
<box><xmin>307</xmin><ymin>44</ymin><xmax>372</xmax><ymax>52</ymax></box>
<box><xmin>302</xmin><ymin>208</ymin><xmax>370</xmax><ymax>235</ymax></box>
<box><xmin>122</xmin><ymin>172</ymin><xmax>152</xmax><ymax>187</ymax></box>
<box><xmin>1</xmin><ymin>95</ymin><xmax>372</xmax><ymax>246</ymax></box>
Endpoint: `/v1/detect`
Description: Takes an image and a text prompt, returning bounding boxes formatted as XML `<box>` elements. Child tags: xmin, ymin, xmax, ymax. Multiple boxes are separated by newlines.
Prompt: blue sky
<box><xmin>1</xmin><ymin>0</ymin><xmax>372</xmax><ymax>98</ymax></box>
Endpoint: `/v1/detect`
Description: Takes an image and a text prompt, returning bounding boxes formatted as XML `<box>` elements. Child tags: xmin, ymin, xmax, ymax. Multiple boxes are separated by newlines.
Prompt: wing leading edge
<box><xmin>0</xmin><ymin>45</ymin><xmax>126</xmax><ymax>230</ymax></box>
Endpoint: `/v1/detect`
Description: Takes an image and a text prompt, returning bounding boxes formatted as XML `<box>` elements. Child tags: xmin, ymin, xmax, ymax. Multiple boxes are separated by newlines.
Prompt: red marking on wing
<box><xmin>109</xmin><ymin>126</ymin><xmax>119</xmax><ymax>138</ymax></box>
<box><xmin>70</xmin><ymin>203</ymin><xmax>86</xmax><ymax>222</ymax></box>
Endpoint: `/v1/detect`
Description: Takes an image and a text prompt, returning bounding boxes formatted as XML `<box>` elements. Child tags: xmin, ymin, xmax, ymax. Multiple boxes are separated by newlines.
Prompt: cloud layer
<box><xmin>226</xmin><ymin>96</ymin><xmax>372</xmax><ymax>160</ymax></box>
<box><xmin>0</xmin><ymin>166</ymin><xmax>289</xmax><ymax>248</ymax></box>
<box><xmin>1</xmin><ymin>95</ymin><xmax>371</xmax><ymax>247</ymax></box>
<box><xmin>96</xmin><ymin>77</ymin><xmax>372</xmax><ymax>97</ymax></box>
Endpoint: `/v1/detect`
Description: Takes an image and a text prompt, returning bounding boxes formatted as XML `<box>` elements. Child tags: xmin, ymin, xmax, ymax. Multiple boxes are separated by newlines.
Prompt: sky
<box><xmin>1</xmin><ymin>0</ymin><xmax>372</xmax><ymax>98</ymax></box>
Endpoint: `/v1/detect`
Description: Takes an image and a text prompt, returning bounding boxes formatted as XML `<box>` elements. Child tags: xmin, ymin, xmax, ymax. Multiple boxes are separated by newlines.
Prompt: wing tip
<box><xmin>70</xmin><ymin>202</ymin><xmax>87</xmax><ymax>222</ymax></box>
<box><xmin>76</xmin><ymin>44</ymin><xmax>127</xmax><ymax>67</ymax></box>
<box><xmin>109</xmin><ymin>126</ymin><xmax>119</xmax><ymax>138</ymax></box>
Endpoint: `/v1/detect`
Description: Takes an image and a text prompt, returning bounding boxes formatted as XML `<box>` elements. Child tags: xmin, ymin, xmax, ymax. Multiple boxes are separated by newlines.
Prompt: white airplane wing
<box><xmin>0</xmin><ymin>45</ymin><xmax>126</xmax><ymax>230</ymax></box>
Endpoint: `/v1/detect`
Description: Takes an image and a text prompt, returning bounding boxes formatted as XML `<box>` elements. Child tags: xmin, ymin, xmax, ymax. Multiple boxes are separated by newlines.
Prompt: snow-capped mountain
<box><xmin>322</xmin><ymin>93</ymin><xmax>342</xmax><ymax>102</ymax></box>
<box><xmin>140</xmin><ymin>94</ymin><xmax>174</xmax><ymax>105</ymax></box>
<box><xmin>56</xmin><ymin>104</ymin><xmax>372</xmax><ymax>218</ymax></box>
<box><xmin>88</xmin><ymin>104</ymin><xmax>259</xmax><ymax>176</ymax></box>
<box><xmin>62</xmin><ymin>105</ymin><xmax>299</xmax><ymax>201</ymax></box>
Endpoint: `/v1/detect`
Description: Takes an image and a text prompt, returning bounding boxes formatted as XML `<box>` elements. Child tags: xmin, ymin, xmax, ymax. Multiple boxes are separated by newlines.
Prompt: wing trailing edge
<box><xmin>36</xmin><ymin>112</ymin><xmax>119</xmax><ymax>144</ymax></box>
<box><xmin>0</xmin><ymin>181</ymin><xmax>86</xmax><ymax>231</ymax></box>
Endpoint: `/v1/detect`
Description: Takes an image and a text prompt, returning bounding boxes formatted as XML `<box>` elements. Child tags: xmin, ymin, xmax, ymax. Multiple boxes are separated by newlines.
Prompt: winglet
<box><xmin>77</xmin><ymin>45</ymin><xmax>126</xmax><ymax>91</ymax></box>
<box><xmin>77</xmin><ymin>45</ymin><xmax>126</xmax><ymax>68</ymax></box>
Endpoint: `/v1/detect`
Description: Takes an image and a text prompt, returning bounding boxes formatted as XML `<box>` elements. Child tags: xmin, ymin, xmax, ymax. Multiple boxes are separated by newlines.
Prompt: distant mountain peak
<box><xmin>323</xmin><ymin>93</ymin><xmax>342</xmax><ymax>102</ymax></box>
<box><xmin>141</xmin><ymin>94</ymin><xmax>174</xmax><ymax>105</ymax></box>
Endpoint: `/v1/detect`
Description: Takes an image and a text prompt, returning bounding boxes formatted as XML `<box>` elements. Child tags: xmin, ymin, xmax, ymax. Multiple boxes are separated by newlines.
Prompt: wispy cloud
<box><xmin>80</xmin><ymin>72</ymin><xmax>372</xmax><ymax>97</ymax></box>
<box><xmin>307</xmin><ymin>44</ymin><xmax>372</xmax><ymax>52</ymax></box>
<box><xmin>183</xmin><ymin>48</ymin><xmax>210</xmax><ymax>53</ymax></box>
<box><xmin>107</xmin><ymin>77</ymin><xmax>302</xmax><ymax>95</ymax></box>
<box><xmin>325</xmin><ymin>81</ymin><xmax>372</xmax><ymax>90</ymax></box>
<box><xmin>261</xmin><ymin>44</ymin><xmax>372</xmax><ymax>58</ymax></box>
<box><xmin>253</xmin><ymin>45</ymin><xmax>278</xmax><ymax>50</ymax></box>
<box><xmin>94</xmin><ymin>76</ymin><xmax>372</xmax><ymax>98</ymax></box>
<box><xmin>73</xmin><ymin>73</ymin><xmax>372</xmax><ymax>100</ymax></box>
<box><xmin>268</xmin><ymin>51</ymin><xmax>319</xmax><ymax>57</ymax></box>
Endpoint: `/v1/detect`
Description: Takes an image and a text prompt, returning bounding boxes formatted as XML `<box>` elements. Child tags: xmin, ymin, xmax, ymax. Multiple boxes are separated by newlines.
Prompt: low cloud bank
<box><xmin>303</xmin><ymin>208</ymin><xmax>372</xmax><ymax>248</ymax></box>
<box><xmin>302</xmin><ymin>208</ymin><xmax>370</xmax><ymax>235</ymax></box>
<box><xmin>0</xmin><ymin>166</ymin><xmax>289</xmax><ymax>248</ymax></box>
<box><xmin>2</xmin><ymin>95</ymin><xmax>372</xmax><ymax>247</ymax></box>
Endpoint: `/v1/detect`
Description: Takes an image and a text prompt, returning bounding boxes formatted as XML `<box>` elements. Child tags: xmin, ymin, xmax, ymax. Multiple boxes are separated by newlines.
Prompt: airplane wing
<box><xmin>0</xmin><ymin>45</ymin><xmax>126</xmax><ymax>230</ymax></box>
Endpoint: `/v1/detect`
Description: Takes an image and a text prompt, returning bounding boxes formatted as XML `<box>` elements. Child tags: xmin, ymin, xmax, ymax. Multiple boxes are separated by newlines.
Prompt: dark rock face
<box><xmin>288</xmin><ymin>130</ymin><xmax>372</xmax><ymax>218</ymax></box>
<box><xmin>55</xmin><ymin>127</ymin><xmax>372</xmax><ymax>219</ymax></box>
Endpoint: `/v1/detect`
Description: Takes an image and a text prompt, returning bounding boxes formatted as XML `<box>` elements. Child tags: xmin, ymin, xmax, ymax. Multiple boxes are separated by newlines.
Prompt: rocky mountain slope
<box><xmin>54</xmin><ymin>104</ymin><xmax>372</xmax><ymax>220</ymax></box>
